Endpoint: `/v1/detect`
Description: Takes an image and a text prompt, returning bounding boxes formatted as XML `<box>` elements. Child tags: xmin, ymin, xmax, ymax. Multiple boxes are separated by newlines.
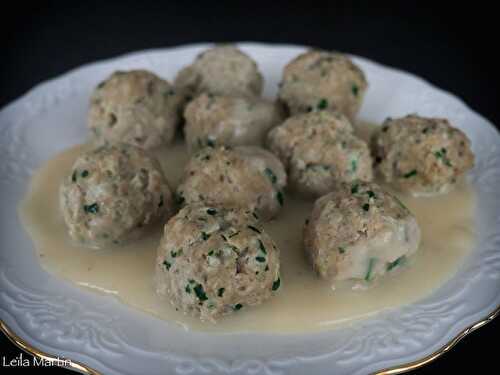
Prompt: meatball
<box><xmin>174</xmin><ymin>45</ymin><xmax>263</xmax><ymax>98</ymax></box>
<box><xmin>304</xmin><ymin>181</ymin><xmax>420</xmax><ymax>282</ymax></box>
<box><xmin>155</xmin><ymin>204</ymin><xmax>281</xmax><ymax>322</ymax></box>
<box><xmin>371</xmin><ymin>115</ymin><xmax>475</xmax><ymax>196</ymax></box>
<box><xmin>267</xmin><ymin>110</ymin><xmax>372</xmax><ymax>197</ymax></box>
<box><xmin>59</xmin><ymin>144</ymin><xmax>173</xmax><ymax>247</ymax></box>
<box><xmin>278</xmin><ymin>50</ymin><xmax>367</xmax><ymax>120</ymax></box>
<box><xmin>88</xmin><ymin>70</ymin><xmax>183</xmax><ymax>150</ymax></box>
<box><xmin>184</xmin><ymin>93</ymin><xmax>284</xmax><ymax>153</ymax></box>
<box><xmin>177</xmin><ymin>146</ymin><xmax>286</xmax><ymax>221</ymax></box>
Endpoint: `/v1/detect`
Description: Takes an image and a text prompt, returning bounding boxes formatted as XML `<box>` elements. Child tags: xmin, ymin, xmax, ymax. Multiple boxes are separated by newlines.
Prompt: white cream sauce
<box><xmin>18</xmin><ymin>123</ymin><xmax>476</xmax><ymax>333</ymax></box>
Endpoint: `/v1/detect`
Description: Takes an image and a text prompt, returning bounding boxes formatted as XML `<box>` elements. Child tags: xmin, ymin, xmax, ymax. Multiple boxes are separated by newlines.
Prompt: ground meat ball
<box><xmin>174</xmin><ymin>45</ymin><xmax>264</xmax><ymax>99</ymax></box>
<box><xmin>59</xmin><ymin>145</ymin><xmax>173</xmax><ymax>248</ymax></box>
<box><xmin>304</xmin><ymin>181</ymin><xmax>420</xmax><ymax>282</ymax></box>
<box><xmin>184</xmin><ymin>93</ymin><xmax>285</xmax><ymax>153</ymax></box>
<box><xmin>88</xmin><ymin>70</ymin><xmax>183</xmax><ymax>150</ymax></box>
<box><xmin>278</xmin><ymin>50</ymin><xmax>367</xmax><ymax>120</ymax></box>
<box><xmin>177</xmin><ymin>146</ymin><xmax>286</xmax><ymax>221</ymax></box>
<box><xmin>267</xmin><ymin>110</ymin><xmax>372</xmax><ymax>197</ymax></box>
<box><xmin>371</xmin><ymin>115</ymin><xmax>475</xmax><ymax>196</ymax></box>
<box><xmin>155</xmin><ymin>204</ymin><xmax>281</xmax><ymax>322</ymax></box>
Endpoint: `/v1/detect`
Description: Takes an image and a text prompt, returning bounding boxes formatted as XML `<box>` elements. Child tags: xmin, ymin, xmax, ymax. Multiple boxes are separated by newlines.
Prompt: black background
<box><xmin>1</xmin><ymin>1</ymin><xmax>498</xmax><ymax>374</ymax></box>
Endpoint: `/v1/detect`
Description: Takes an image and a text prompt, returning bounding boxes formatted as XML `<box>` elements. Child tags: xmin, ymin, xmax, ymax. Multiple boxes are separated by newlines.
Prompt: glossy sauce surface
<box><xmin>19</xmin><ymin>123</ymin><xmax>476</xmax><ymax>333</ymax></box>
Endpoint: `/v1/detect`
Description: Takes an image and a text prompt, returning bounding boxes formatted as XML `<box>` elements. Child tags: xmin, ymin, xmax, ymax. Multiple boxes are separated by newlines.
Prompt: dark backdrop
<box><xmin>1</xmin><ymin>1</ymin><xmax>498</xmax><ymax>374</ymax></box>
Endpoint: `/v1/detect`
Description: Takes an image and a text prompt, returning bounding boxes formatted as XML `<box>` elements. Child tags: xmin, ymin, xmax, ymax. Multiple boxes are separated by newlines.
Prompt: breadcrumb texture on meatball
<box><xmin>155</xmin><ymin>204</ymin><xmax>281</xmax><ymax>322</ymax></box>
<box><xmin>177</xmin><ymin>145</ymin><xmax>287</xmax><ymax>220</ymax></box>
<box><xmin>184</xmin><ymin>93</ymin><xmax>285</xmax><ymax>153</ymax></box>
<box><xmin>371</xmin><ymin>114</ymin><xmax>475</xmax><ymax>196</ymax></box>
<box><xmin>304</xmin><ymin>181</ymin><xmax>420</xmax><ymax>281</ymax></box>
<box><xmin>278</xmin><ymin>50</ymin><xmax>367</xmax><ymax>120</ymax></box>
<box><xmin>174</xmin><ymin>45</ymin><xmax>264</xmax><ymax>99</ymax></box>
<box><xmin>59</xmin><ymin>144</ymin><xmax>173</xmax><ymax>248</ymax></box>
<box><xmin>267</xmin><ymin>110</ymin><xmax>372</xmax><ymax>197</ymax></box>
<box><xmin>88</xmin><ymin>70</ymin><xmax>183</xmax><ymax>150</ymax></box>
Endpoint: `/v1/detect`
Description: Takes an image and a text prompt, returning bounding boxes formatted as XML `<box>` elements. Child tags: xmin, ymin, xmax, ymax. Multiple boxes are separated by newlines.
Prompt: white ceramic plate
<box><xmin>1</xmin><ymin>43</ymin><xmax>499</xmax><ymax>375</ymax></box>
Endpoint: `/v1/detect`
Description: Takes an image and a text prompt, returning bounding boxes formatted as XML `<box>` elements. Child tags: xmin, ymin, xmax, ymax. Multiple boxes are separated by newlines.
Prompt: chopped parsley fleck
<box><xmin>220</xmin><ymin>234</ymin><xmax>227</xmax><ymax>241</ymax></box>
<box><xmin>367</xmin><ymin>191</ymin><xmax>376</xmax><ymax>199</ymax></box>
<box><xmin>163</xmin><ymin>260</ymin><xmax>171</xmax><ymax>270</ymax></box>
<box><xmin>252</xmin><ymin>211</ymin><xmax>259</xmax><ymax>220</ymax></box>
<box><xmin>338</xmin><ymin>247</ymin><xmax>346</xmax><ymax>254</ymax></box>
<box><xmin>351</xmin><ymin>184</ymin><xmax>359</xmax><ymax>194</ymax></box>
<box><xmin>403</xmin><ymin>170</ymin><xmax>417</xmax><ymax>178</ymax></box>
<box><xmin>206</xmin><ymin>138</ymin><xmax>215</xmax><ymax>147</ymax></box>
<box><xmin>258</xmin><ymin>239</ymin><xmax>267</xmax><ymax>254</ymax></box>
<box><xmin>84</xmin><ymin>203</ymin><xmax>99</xmax><ymax>214</ymax></box>
<box><xmin>185</xmin><ymin>285</ymin><xmax>191</xmax><ymax>293</ymax></box>
<box><xmin>247</xmin><ymin>225</ymin><xmax>261</xmax><ymax>234</ymax></box>
<box><xmin>208</xmin><ymin>250</ymin><xmax>215</xmax><ymax>256</ymax></box>
<box><xmin>317</xmin><ymin>98</ymin><xmax>328</xmax><ymax>110</ymax></box>
<box><xmin>193</xmin><ymin>284</ymin><xmax>208</xmax><ymax>301</ymax></box>
<box><xmin>264</xmin><ymin>168</ymin><xmax>277</xmax><ymax>184</ymax></box>
<box><xmin>158</xmin><ymin>195</ymin><xmax>164</xmax><ymax>208</ymax></box>
<box><xmin>233</xmin><ymin>303</ymin><xmax>243</xmax><ymax>311</ymax></box>
<box><xmin>206</xmin><ymin>208</ymin><xmax>217</xmax><ymax>215</ymax></box>
<box><xmin>201</xmin><ymin>232</ymin><xmax>210</xmax><ymax>241</ymax></box>
<box><xmin>352</xmin><ymin>84</ymin><xmax>359</xmax><ymax>96</ymax></box>
<box><xmin>272</xmin><ymin>278</ymin><xmax>281</xmax><ymax>291</ymax></box>
<box><xmin>228</xmin><ymin>231</ymin><xmax>240</xmax><ymax>238</ymax></box>
<box><xmin>72</xmin><ymin>171</ymin><xmax>77</xmax><ymax>182</ymax></box>
<box><xmin>362</xmin><ymin>203</ymin><xmax>370</xmax><ymax>211</ymax></box>
<box><xmin>351</xmin><ymin>159</ymin><xmax>358</xmax><ymax>172</ymax></box>
<box><xmin>256</xmin><ymin>256</ymin><xmax>266</xmax><ymax>263</ymax></box>
<box><xmin>81</xmin><ymin>170</ymin><xmax>89</xmax><ymax>178</ymax></box>
<box><xmin>365</xmin><ymin>258</ymin><xmax>376</xmax><ymax>281</ymax></box>
<box><xmin>218</xmin><ymin>288</ymin><xmax>225</xmax><ymax>297</ymax></box>
<box><xmin>434</xmin><ymin>148</ymin><xmax>452</xmax><ymax>166</ymax></box>
<box><xmin>265</xmin><ymin>265</ymin><xmax>269</xmax><ymax>271</ymax></box>
<box><xmin>387</xmin><ymin>256</ymin><xmax>406</xmax><ymax>271</ymax></box>
<box><xmin>171</xmin><ymin>249</ymin><xmax>182</xmax><ymax>258</ymax></box>
<box><xmin>276</xmin><ymin>191</ymin><xmax>284</xmax><ymax>207</ymax></box>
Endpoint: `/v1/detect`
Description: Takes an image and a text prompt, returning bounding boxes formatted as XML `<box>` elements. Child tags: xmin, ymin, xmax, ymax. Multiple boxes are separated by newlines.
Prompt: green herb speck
<box><xmin>185</xmin><ymin>285</ymin><xmax>191</xmax><ymax>293</ymax></box>
<box><xmin>352</xmin><ymin>84</ymin><xmax>359</xmax><ymax>96</ymax></box>
<box><xmin>194</xmin><ymin>284</ymin><xmax>208</xmax><ymax>301</ymax></box>
<box><xmin>387</xmin><ymin>256</ymin><xmax>406</xmax><ymax>271</ymax></box>
<box><xmin>84</xmin><ymin>203</ymin><xmax>99</xmax><ymax>214</ymax></box>
<box><xmin>81</xmin><ymin>170</ymin><xmax>89</xmax><ymax>178</ymax></box>
<box><xmin>247</xmin><ymin>225</ymin><xmax>261</xmax><ymax>234</ymax></box>
<box><xmin>256</xmin><ymin>256</ymin><xmax>266</xmax><ymax>263</ymax></box>
<box><xmin>272</xmin><ymin>278</ymin><xmax>281</xmax><ymax>291</ymax></box>
<box><xmin>72</xmin><ymin>171</ymin><xmax>77</xmax><ymax>182</ymax></box>
<box><xmin>403</xmin><ymin>170</ymin><xmax>417</xmax><ymax>178</ymax></box>
<box><xmin>264</xmin><ymin>168</ymin><xmax>277</xmax><ymax>184</ymax></box>
<box><xmin>163</xmin><ymin>260</ymin><xmax>171</xmax><ymax>270</ymax></box>
<box><xmin>277</xmin><ymin>191</ymin><xmax>284</xmax><ymax>206</ymax></box>
<box><xmin>218</xmin><ymin>288</ymin><xmax>225</xmax><ymax>297</ymax></box>
<box><xmin>367</xmin><ymin>191</ymin><xmax>376</xmax><ymax>199</ymax></box>
<box><xmin>201</xmin><ymin>232</ymin><xmax>210</xmax><ymax>241</ymax></box>
<box><xmin>207</xmin><ymin>208</ymin><xmax>217</xmax><ymax>215</ymax></box>
<box><xmin>233</xmin><ymin>303</ymin><xmax>243</xmax><ymax>311</ymax></box>
<box><xmin>338</xmin><ymin>247</ymin><xmax>346</xmax><ymax>254</ymax></box>
<box><xmin>362</xmin><ymin>203</ymin><xmax>370</xmax><ymax>211</ymax></box>
<box><xmin>317</xmin><ymin>98</ymin><xmax>328</xmax><ymax>110</ymax></box>
<box><xmin>258</xmin><ymin>239</ymin><xmax>267</xmax><ymax>254</ymax></box>
<box><xmin>365</xmin><ymin>258</ymin><xmax>376</xmax><ymax>281</ymax></box>
<box><xmin>351</xmin><ymin>184</ymin><xmax>359</xmax><ymax>194</ymax></box>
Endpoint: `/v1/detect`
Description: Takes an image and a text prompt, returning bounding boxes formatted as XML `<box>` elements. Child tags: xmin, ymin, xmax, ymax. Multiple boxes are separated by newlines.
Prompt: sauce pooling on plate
<box><xmin>18</xmin><ymin>123</ymin><xmax>476</xmax><ymax>333</ymax></box>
